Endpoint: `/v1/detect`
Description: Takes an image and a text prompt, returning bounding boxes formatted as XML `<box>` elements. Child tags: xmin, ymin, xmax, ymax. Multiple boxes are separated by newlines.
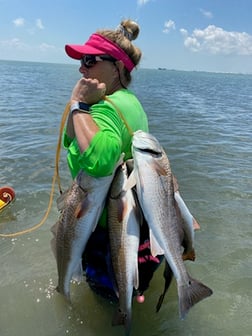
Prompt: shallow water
<box><xmin>0</xmin><ymin>61</ymin><xmax>251</xmax><ymax>335</ymax></box>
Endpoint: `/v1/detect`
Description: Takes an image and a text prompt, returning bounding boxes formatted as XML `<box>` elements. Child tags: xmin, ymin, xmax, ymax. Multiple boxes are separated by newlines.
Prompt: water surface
<box><xmin>0</xmin><ymin>61</ymin><xmax>251</xmax><ymax>336</ymax></box>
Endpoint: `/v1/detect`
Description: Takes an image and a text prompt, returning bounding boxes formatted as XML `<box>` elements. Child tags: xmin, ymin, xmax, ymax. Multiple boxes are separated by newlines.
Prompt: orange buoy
<box><xmin>0</xmin><ymin>186</ymin><xmax>15</xmax><ymax>212</ymax></box>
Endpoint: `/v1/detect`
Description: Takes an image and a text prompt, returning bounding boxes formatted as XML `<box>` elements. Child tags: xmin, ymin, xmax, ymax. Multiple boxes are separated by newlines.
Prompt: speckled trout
<box><xmin>108</xmin><ymin>162</ymin><xmax>140</xmax><ymax>336</ymax></box>
<box><xmin>51</xmin><ymin>156</ymin><xmax>123</xmax><ymax>301</ymax></box>
<box><xmin>128</xmin><ymin>130</ymin><xmax>213</xmax><ymax>319</ymax></box>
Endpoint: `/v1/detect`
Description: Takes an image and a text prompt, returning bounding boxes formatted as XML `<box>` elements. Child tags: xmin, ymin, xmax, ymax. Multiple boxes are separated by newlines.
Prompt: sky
<box><xmin>1</xmin><ymin>0</ymin><xmax>252</xmax><ymax>73</ymax></box>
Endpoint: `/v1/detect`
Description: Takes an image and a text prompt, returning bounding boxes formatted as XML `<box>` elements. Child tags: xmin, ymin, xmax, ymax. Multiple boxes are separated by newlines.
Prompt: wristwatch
<box><xmin>70</xmin><ymin>102</ymin><xmax>91</xmax><ymax>114</ymax></box>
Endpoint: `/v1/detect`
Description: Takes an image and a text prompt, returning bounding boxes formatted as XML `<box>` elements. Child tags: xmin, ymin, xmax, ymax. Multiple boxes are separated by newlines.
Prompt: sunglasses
<box><xmin>80</xmin><ymin>55</ymin><xmax>116</xmax><ymax>68</ymax></box>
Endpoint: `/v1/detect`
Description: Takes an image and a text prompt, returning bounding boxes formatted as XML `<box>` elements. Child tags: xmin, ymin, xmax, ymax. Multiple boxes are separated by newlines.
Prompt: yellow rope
<box><xmin>104</xmin><ymin>96</ymin><xmax>134</xmax><ymax>136</ymax></box>
<box><xmin>55</xmin><ymin>102</ymin><xmax>71</xmax><ymax>195</ymax></box>
<box><xmin>0</xmin><ymin>102</ymin><xmax>71</xmax><ymax>238</ymax></box>
<box><xmin>0</xmin><ymin>96</ymin><xmax>131</xmax><ymax>238</ymax></box>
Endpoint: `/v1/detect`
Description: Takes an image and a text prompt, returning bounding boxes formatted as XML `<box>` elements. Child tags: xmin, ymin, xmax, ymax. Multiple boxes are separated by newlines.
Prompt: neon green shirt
<box><xmin>63</xmin><ymin>88</ymin><xmax>148</xmax><ymax>179</ymax></box>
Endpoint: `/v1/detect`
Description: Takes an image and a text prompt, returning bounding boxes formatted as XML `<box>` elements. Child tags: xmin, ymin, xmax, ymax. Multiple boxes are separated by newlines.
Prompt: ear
<box><xmin>113</xmin><ymin>61</ymin><xmax>127</xmax><ymax>88</ymax></box>
<box><xmin>115</xmin><ymin>60</ymin><xmax>124</xmax><ymax>69</ymax></box>
<box><xmin>114</xmin><ymin>60</ymin><xmax>125</xmax><ymax>74</ymax></box>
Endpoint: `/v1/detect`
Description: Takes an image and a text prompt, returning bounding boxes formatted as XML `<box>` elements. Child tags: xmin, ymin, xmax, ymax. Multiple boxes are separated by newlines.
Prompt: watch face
<box><xmin>79</xmin><ymin>102</ymin><xmax>90</xmax><ymax>111</ymax></box>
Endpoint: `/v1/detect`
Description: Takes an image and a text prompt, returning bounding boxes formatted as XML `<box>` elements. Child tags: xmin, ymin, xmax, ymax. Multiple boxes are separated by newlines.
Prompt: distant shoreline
<box><xmin>1</xmin><ymin>59</ymin><xmax>251</xmax><ymax>75</ymax></box>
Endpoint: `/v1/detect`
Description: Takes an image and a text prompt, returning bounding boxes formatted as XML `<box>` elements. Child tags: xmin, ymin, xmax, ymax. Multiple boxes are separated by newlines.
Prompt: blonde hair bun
<box><xmin>118</xmin><ymin>19</ymin><xmax>140</xmax><ymax>41</ymax></box>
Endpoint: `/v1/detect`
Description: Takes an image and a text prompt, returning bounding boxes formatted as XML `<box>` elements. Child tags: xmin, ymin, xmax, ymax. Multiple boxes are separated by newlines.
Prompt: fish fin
<box><xmin>174</xmin><ymin>191</ymin><xmax>201</xmax><ymax>231</ymax></box>
<box><xmin>50</xmin><ymin>222</ymin><xmax>58</xmax><ymax>258</ymax></box>
<box><xmin>156</xmin><ymin>261</ymin><xmax>174</xmax><ymax>312</ymax></box>
<box><xmin>50</xmin><ymin>221</ymin><xmax>58</xmax><ymax>236</ymax></box>
<box><xmin>193</xmin><ymin>217</ymin><xmax>201</xmax><ymax>230</ymax></box>
<box><xmin>182</xmin><ymin>249</ymin><xmax>196</xmax><ymax>261</ymax></box>
<box><xmin>56</xmin><ymin>189</ymin><xmax>69</xmax><ymax>211</ymax></box>
<box><xmin>74</xmin><ymin>203</ymin><xmax>82</xmax><ymax>218</ymax></box>
<box><xmin>149</xmin><ymin>230</ymin><xmax>164</xmax><ymax>257</ymax></box>
<box><xmin>156</xmin><ymin>292</ymin><xmax>166</xmax><ymax>313</ymax></box>
<box><xmin>172</xmin><ymin>174</ymin><xmax>179</xmax><ymax>192</ymax></box>
<box><xmin>75</xmin><ymin>199</ymin><xmax>89</xmax><ymax>219</ymax></box>
<box><xmin>72</xmin><ymin>259</ymin><xmax>84</xmax><ymax>283</ymax></box>
<box><xmin>178</xmin><ymin>276</ymin><xmax>213</xmax><ymax>320</ymax></box>
<box><xmin>134</xmin><ymin>261</ymin><xmax>139</xmax><ymax>290</ymax></box>
<box><xmin>174</xmin><ymin>191</ymin><xmax>196</xmax><ymax>255</ymax></box>
<box><xmin>132</xmin><ymin>188</ymin><xmax>144</xmax><ymax>227</ymax></box>
<box><xmin>181</xmin><ymin>235</ymin><xmax>196</xmax><ymax>262</ymax></box>
<box><xmin>50</xmin><ymin>237</ymin><xmax>56</xmax><ymax>259</ymax></box>
<box><xmin>124</xmin><ymin>171</ymin><xmax>137</xmax><ymax>190</ymax></box>
<box><xmin>125</xmin><ymin>159</ymin><xmax>134</xmax><ymax>174</ymax></box>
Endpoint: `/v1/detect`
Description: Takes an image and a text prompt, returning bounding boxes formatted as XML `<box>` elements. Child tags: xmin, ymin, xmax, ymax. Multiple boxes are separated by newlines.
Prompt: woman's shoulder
<box><xmin>108</xmin><ymin>88</ymin><xmax>136</xmax><ymax>100</ymax></box>
<box><xmin>107</xmin><ymin>89</ymin><xmax>143</xmax><ymax>110</ymax></box>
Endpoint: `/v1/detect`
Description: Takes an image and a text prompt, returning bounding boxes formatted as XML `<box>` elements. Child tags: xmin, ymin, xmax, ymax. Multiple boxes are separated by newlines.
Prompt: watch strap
<box><xmin>70</xmin><ymin>102</ymin><xmax>91</xmax><ymax>114</ymax></box>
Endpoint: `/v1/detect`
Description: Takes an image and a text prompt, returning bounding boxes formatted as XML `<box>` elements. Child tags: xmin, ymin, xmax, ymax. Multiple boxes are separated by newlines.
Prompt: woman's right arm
<box><xmin>65</xmin><ymin>112</ymin><xmax>75</xmax><ymax>140</ymax></box>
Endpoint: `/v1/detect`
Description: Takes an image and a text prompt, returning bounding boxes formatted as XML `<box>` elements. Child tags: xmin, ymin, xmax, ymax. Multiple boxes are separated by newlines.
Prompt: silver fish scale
<box><xmin>108</xmin><ymin>163</ymin><xmax>140</xmax><ymax>332</ymax></box>
<box><xmin>133</xmin><ymin>145</ymin><xmax>190</xmax><ymax>285</ymax></box>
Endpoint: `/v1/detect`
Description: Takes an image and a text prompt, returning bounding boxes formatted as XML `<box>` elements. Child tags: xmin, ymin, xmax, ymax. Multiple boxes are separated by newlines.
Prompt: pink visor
<box><xmin>65</xmin><ymin>33</ymin><xmax>135</xmax><ymax>72</ymax></box>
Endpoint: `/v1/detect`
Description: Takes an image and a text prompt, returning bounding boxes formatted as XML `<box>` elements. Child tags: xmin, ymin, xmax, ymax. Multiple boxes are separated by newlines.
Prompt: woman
<box><xmin>64</xmin><ymin>20</ymin><xmax>163</xmax><ymax>302</ymax></box>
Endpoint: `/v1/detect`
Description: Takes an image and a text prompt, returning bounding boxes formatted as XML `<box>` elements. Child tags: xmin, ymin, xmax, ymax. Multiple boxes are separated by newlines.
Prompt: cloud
<box><xmin>12</xmin><ymin>17</ymin><xmax>45</xmax><ymax>32</ymax></box>
<box><xmin>36</xmin><ymin>18</ymin><xmax>44</xmax><ymax>30</ymax></box>
<box><xmin>137</xmin><ymin>0</ymin><xmax>151</xmax><ymax>6</ymax></box>
<box><xmin>0</xmin><ymin>38</ymin><xmax>26</xmax><ymax>49</ymax></box>
<box><xmin>0</xmin><ymin>37</ymin><xmax>61</xmax><ymax>62</ymax></box>
<box><xmin>0</xmin><ymin>38</ymin><xmax>55</xmax><ymax>52</ymax></box>
<box><xmin>180</xmin><ymin>28</ymin><xmax>188</xmax><ymax>37</ymax></box>
<box><xmin>13</xmin><ymin>17</ymin><xmax>25</xmax><ymax>27</ymax></box>
<box><xmin>163</xmin><ymin>20</ymin><xmax>176</xmax><ymax>34</ymax></box>
<box><xmin>200</xmin><ymin>9</ymin><xmax>213</xmax><ymax>19</ymax></box>
<box><xmin>181</xmin><ymin>25</ymin><xmax>252</xmax><ymax>56</ymax></box>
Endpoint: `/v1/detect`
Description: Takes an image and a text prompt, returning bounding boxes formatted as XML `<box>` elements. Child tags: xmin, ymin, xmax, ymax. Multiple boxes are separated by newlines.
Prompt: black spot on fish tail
<box><xmin>178</xmin><ymin>276</ymin><xmax>213</xmax><ymax>320</ymax></box>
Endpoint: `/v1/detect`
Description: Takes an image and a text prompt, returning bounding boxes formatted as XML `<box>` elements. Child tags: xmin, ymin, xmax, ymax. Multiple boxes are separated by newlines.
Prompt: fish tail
<box><xmin>56</xmin><ymin>284</ymin><xmax>71</xmax><ymax>303</ymax></box>
<box><xmin>178</xmin><ymin>276</ymin><xmax>213</xmax><ymax>319</ymax></box>
<box><xmin>112</xmin><ymin>308</ymin><xmax>131</xmax><ymax>336</ymax></box>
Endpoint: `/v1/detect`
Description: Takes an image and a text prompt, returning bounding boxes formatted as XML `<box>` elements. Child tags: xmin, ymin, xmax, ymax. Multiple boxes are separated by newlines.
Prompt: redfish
<box><xmin>128</xmin><ymin>130</ymin><xmax>213</xmax><ymax>319</ymax></box>
<box><xmin>51</xmin><ymin>157</ymin><xmax>123</xmax><ymax>301</ymax></box>
<box><xmin>108</xmin><ymin>162</ymin><xmax>141</xmax><ymax>336</ymax></box>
